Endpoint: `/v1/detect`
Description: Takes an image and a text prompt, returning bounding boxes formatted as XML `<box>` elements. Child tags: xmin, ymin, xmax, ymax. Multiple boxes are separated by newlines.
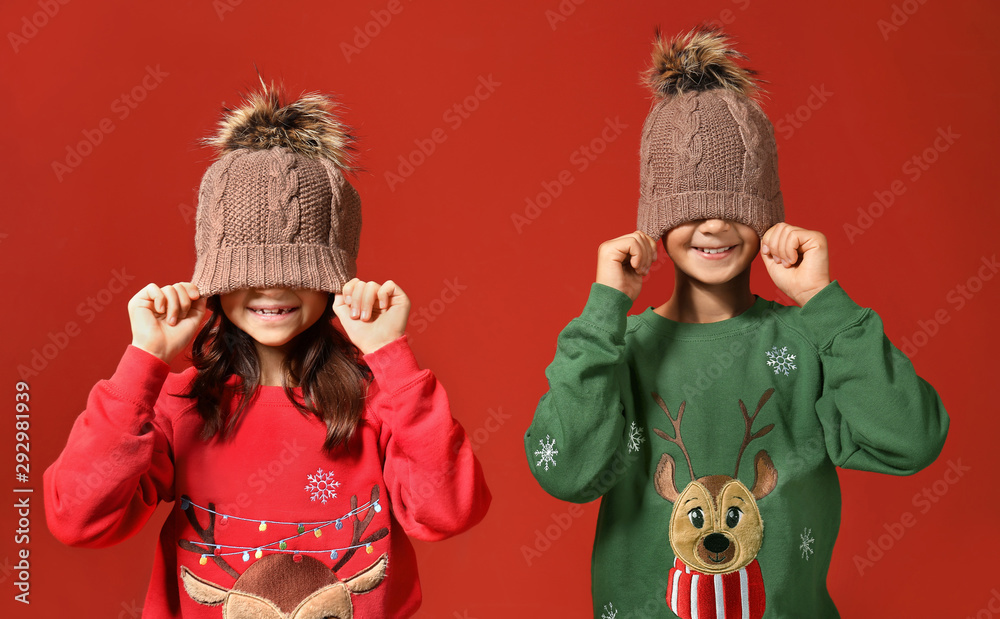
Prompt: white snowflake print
<box><xmin>304</xmin><ymin>468</ymin><xmax>341</xmax><ymax>504</ymax></box>
<box><xmin>627</xmin><ymin>421</ymin><xmax>645</xmax><ymax>453</ymax></box>
<box><xmin>601</xmin><ymin>603</ymin><xmax>618</xmax><ymax>619</ymax></box>
<box><xmin>800</xmin><ymin>527</ymin><xmax>815</xmax><ymax>560</ymax></box>
<box><xmin>766</xmin><ymin>345</ymin><xmax>797</xmax><ymax>376</ymax></box>
<box><xmin>534</xmin><ymin>435</ymin><xmax>558</xmax><ymax>471</ymax></box>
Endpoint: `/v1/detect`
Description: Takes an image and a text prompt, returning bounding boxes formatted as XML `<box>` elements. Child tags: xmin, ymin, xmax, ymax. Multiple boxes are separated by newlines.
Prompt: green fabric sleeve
<box><xmin>524</xmin><ymin>283</ymin><xmax>633</xmax><ymax>502</ymax></box>
<box><xmin>799</xmin><ymin>281</ymin><xmax>949</xmax><ymax>475</ymax></box>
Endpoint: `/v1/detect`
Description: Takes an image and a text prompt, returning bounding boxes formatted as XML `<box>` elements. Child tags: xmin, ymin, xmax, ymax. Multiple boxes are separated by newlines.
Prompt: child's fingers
<box><xmin>766</xmin><ymin>224</ymin><xmax>792</xmax><ymax>266</ymax></box>
<box><xmin>349</xmin><ymin>279</ymin><xmax>366</xmax><ymax>318</ymax></box>
<box><xmin>761</xmin><ymin>226</ymin><xmax>775</xmax><ymax>256</ymax></box>
<box><xmin>637</xmin><ymin>232</ymin><xmax>657</xmax><ymax>274</ymax></box>
<box><xmin>780</xmin><ymin>229</ymin><xmax>805</xmax><ymax>268</ymax></box>
<box><xmin>376</xmin><ymin>280</ymin><xmax>396</xmax><ymax>311</ymax></box>
<box><xmin>145</xmin><ymin>283</ymin><xmax>167</xmax><ymax>315</ymax></box>
<box><xmin>359</xmin><ymin>280</ymin><xmax>380</xmax><ymax>321</ymax></box>
<box><xmin>629</xmin><ymin>234</ymin><xmax>648</xmax><ymax>274</ymax></box>
<box><xmin>179</xmin><ymin>282</ymin><xmax>201</xmax><ymax>301</ymax></box>
<box><xmin>171</xmin><ymin>284</ymin><xmax>192</xmax><ymax>324</ymax></box>
<box><xmin>342</xmin><ymin>278</ymin><xmax>359</xmax><ymax>305</ymax></box>
<box><xmin>638</xmin><ymin>231</ymin><xmax>658</xmax><ymax>259</ymax></box>
<box><xmin>160</xmin><ymin>285</ymin><xmax>181</xmax><ymax>325</ymax></box>
<box><xmin>175</xmin><ymin>281</ymin><xmax>200</xmax><ymax>307</ymax></box>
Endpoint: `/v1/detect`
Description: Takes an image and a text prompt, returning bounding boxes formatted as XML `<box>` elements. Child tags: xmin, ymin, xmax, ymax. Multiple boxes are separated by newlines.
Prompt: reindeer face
<box><xmin>651</xmin><ymin>389</ymin><xmax>778</xmax><ymax>577</ymax></box>
<box><xmin>668</xmin><ymin>475</ymin><xmax>764</xmax><ymax>574</ymax></box>
<box><xmin>180</xmin><ymin>553</ymin><xmax>387</xmax><ymax>619</ymax></box>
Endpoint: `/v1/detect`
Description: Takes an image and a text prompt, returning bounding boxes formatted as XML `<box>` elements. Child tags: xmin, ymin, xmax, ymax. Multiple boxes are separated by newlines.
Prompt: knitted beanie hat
<box><xmin>191</xmin><ymin>78</ymin><xmax>361</xmax><ymax>297</ymax></box>
<box><xmin>637</xmin><ymin>24</ymin><xmax>783</xmax><ymax>239</ymax></box>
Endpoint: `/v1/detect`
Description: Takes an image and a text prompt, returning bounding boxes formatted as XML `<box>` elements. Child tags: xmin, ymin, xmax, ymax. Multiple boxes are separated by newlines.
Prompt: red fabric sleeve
<box><xmin>43</xmin><ymin>345</ymin><xmax>176</xmax><ymax>548</ymax></box>
<box><xmin>363</xmin><ymin>335</ymin><xmax>491</xmax><ymax>541</ymax></box>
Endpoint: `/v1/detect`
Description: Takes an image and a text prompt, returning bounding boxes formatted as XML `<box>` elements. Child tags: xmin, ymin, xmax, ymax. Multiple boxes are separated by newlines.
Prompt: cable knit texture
<box><xmin>192</xmin><ymin>146</ymin><xmax>361</xmax><ymax>297</ymax></box>
<box><xmin>637</xmin><ymin>89</ymin><xmax>783</xmax><ymax>239</ymax></box>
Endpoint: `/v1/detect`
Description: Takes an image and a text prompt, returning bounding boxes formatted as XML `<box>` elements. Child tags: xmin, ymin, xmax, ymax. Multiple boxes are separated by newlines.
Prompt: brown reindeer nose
<box><xmin>704</xmin><ymin>533</ymin><xmax>730</xmax><ymax>553</ymax></box>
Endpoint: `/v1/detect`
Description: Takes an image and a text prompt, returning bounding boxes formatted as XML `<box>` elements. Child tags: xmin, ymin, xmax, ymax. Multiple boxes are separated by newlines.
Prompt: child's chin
<box><xmin>686</xmin><ymin>268</ymin><xmax>740</xmax><ymax>285</ymax></box>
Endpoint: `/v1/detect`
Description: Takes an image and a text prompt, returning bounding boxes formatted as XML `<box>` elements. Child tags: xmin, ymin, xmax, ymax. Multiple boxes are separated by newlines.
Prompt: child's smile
<box><xmin>221</xmin><ymin>288</ymin><xmax>330</xmax><ymax>349</ymax></box>
<box><xmin>691</xmin><ymin>244</ymin><xmax>736</xmax><ymax>259</ymax></box>
<box><xmin>666</xmin><ymin>219</ymin><xmax>760</xmax><ymax>285</ymax></box>
<box><xmin>247</xmin><ymin>304</ymin><xmax>301</xmax><ymax>321</ymax></box>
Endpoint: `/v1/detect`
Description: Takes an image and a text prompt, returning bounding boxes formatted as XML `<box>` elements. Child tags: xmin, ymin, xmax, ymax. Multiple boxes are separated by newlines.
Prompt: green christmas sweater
<box><xmin>524</xmin><ymin>281</ymin><xmax>948</xmax><ymax>618</ymax></box>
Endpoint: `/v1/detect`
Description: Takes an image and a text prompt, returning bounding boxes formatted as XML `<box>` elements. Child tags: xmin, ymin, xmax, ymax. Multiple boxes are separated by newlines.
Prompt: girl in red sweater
<box><xmin>43</xmin><ymin>79</ymin><xmax>491</xmax><ymax>618</ymax></box>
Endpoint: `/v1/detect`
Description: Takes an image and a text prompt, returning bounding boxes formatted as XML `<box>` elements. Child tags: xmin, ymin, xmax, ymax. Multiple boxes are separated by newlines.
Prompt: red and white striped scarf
<box><xmin>665</xmin><ymin>556</ymin><xmax>765</xmax><ymax>619</ymax></box>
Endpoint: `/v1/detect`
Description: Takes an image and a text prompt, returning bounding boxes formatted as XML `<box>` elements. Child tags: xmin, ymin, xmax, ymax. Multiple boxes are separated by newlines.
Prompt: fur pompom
<box><xmin>204</xmin><ymin>75</ymin><xmax>355</xmax><ymax>170</ymax></box>
<box><xmin>645</xmin><ymin>23</ymin><xmax>764</xmax><ymax>100</ymax></box>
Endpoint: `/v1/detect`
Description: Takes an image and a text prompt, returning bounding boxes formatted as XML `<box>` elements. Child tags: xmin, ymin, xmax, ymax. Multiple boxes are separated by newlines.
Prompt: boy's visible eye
<box><xmin>726</xmin><ymin>506</ymin><xmax>742</xmax><ymax>528</ymax></box>
<box><xmin>688</xmin><ymin>507</ymin><xmax>704</xmax><ymax>529</ymax></box>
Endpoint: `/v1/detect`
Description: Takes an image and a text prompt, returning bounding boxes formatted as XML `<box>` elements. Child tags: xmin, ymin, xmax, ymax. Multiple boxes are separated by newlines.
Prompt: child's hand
<box><xmin>333</xmin><ymin>278</ymin><xmax>411</xmax><ymax>354</ymax></box>
<box><xmin>760</xmin><ymin>223</ymin><xmax>831</xmax><ymax>306</ymax></box>
<box><xmin>128</xmin><ymin>282</ymin><xmax>207</xmax><ymax>364</ymax></box>
<box><xmin>596</xmin><ymin>231</ymin><xmax>659</xmax><ymax>302</ymax></box>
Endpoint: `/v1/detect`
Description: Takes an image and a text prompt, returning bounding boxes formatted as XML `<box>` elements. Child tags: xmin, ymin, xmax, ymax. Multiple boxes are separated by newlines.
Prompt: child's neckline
<box><xmin>636</xmin><ymin>295</ymin><xmax>770</xmax><ymax>340</ymax></box>
<box><xmin>225</xmin><ymin>376</ymin><xmax>304</xmax><ymax>404</ymax></box>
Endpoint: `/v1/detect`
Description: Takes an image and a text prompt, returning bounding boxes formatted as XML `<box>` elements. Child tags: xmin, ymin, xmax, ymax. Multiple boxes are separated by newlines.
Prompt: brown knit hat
<box><xmin>191</xmin><ymin>79</ymin><xmax>361</xmax><ymax>297</ymax></box>
<box><xmin>637</xmin><ymin>24</ymin><xmax>783</xmax><ymax>239</ymax></box>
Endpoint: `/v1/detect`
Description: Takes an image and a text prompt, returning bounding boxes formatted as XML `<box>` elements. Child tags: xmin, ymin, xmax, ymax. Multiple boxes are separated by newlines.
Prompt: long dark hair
<box><xmin>176</xmin><ymin>293</ymin><xmax>373</xmax><ymax>453</ymax></box>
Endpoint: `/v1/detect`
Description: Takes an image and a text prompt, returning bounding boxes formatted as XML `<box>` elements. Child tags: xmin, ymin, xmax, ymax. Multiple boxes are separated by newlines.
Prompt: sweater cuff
<box><xmin>105</xmin><ymin>346</ymin><xmax>171</xmax><ymax>433</ymax></box>
<box><xmin>362</xmin><ymin>334</ymin><xmax>423</xmax><ymax>394</ymax></box>
<box><xmin>579</xmin><ymin>283</ymin><xmax>633</xmax><ymax>337</ymax></box>
<box><xmin>797</xmin><ymin>281</ymin><xmax>869</xmax><ymax>349</ymax></box>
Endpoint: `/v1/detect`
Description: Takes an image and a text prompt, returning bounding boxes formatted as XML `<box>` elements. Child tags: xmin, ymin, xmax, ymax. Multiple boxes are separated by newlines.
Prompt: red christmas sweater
<box><xmin>43</xmin><ymin>336</ymin><xmax>490</xmax><ymax>618</ymax></box>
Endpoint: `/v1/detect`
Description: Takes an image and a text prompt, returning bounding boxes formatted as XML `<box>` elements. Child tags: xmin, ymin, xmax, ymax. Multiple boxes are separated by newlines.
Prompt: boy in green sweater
<box><xmin>523</xmin><ymin>25</ymin><xmax>948</xmax><ymax>618</ymax></box>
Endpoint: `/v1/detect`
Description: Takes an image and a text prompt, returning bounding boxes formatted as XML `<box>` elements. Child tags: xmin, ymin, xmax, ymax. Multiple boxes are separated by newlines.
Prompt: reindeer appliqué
<box><xmin>177</xmin><ymin>485</ymin><xmax>390</xmax><ymax>619</ymax></box>
<box><xmin>652</xmin><ymin>389</ymin><xmax>777</xmax><ymax>619</ymax></box>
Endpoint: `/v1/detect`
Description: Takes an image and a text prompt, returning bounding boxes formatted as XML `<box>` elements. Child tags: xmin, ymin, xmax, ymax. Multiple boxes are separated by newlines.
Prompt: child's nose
<box><xmin>699</xmin><ymin>218</ymin><xmax>732</xmax><ymax>233</ymax></box>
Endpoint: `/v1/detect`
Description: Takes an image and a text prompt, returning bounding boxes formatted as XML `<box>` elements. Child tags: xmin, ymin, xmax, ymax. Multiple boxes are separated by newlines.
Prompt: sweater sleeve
<box><xmin>365</xmin><ymin>335</ymin><xmax>490</xmax><ymax>542</ymax></box>
<box><xmin>43</xmin><ymin>345</ymin><xmax>176</xmax><ymax>548</ymax></box>
<box><xmin>524</xmin><ymin>283</ymin><xmax>634</xmax><ymax>503</ymax></box>
<box><xmin>798</xmin><ymin>282</ymin><xmax>949</xmax><ymax>475</ymax></box>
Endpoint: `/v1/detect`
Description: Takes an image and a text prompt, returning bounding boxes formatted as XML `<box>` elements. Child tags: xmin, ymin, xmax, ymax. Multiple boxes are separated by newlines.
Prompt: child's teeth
<box><xmin>699</xmin><ymin>246</ymin><xmax>732</xmax><ymax>254</ymax></box>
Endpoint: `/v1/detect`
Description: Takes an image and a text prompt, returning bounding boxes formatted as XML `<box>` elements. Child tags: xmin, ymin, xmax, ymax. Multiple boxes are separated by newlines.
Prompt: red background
<box><xmin>2</xmin><ymin>0</ymin><xmax>997</xmax><ymax>617</ymax></box>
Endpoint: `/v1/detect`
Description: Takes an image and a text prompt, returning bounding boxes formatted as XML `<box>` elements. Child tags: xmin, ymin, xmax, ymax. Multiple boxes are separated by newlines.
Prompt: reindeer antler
<box><xmin>178</xmin><ymin>497</ymin><xmax>240</xmax><ymax>579</ymax></box>
<box><xmin>332</xmin><ymin>485</ymin><xmax>389</xmax><ymax>572</ymax></box>
<box><xmin>651</xmin><ymin>392</ymin><xmax>696</xmax><ymax>482</ymax></box>
<box><xmin>733</xmin><ymin>388</ymin><xmax>775</xmax><ymax>478</ymax></box>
